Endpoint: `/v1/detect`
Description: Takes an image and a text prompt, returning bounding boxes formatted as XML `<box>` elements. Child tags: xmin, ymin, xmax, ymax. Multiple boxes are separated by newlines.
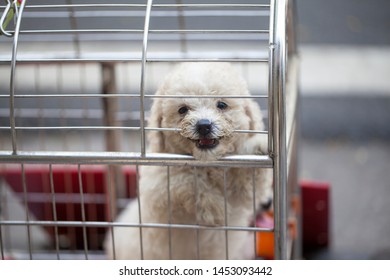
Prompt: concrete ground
<box><xmin>297</xmin><ymin>0</ymin><xmax>390</xmax><ymax>259</ymax></box>
<box><xmin>299</xmin><ymin>139</ymin><xmax>390</xmax><ymax>259</ymax></box>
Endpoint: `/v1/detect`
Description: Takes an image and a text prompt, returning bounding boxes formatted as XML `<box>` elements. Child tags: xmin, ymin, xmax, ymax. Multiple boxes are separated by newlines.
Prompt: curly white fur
<box><xmin>104</xmin><ymin>62</ymin><xmax>272</xmax><ymax>259</ymax></box>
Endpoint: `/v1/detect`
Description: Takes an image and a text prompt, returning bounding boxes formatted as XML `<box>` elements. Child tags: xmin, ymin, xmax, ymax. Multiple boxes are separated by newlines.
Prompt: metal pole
<box><xmin>101</xmin><ymin>62</ymin><xmax>125</xmax><ymax>216</ymax></box>
<box><xmin>269</xmin><ymin>0</ymin><xmax>288</xmax><ymax>260</ymax></box>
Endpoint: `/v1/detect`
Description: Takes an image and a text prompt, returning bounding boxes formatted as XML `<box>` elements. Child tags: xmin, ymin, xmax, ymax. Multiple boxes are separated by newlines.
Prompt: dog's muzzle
<box><xmin>195</xmin><ymin>119</ymin><xmax>219</xmax><ymax>150</ymax></box>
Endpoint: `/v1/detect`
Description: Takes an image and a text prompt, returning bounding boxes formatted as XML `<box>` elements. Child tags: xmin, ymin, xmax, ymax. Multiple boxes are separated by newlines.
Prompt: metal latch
<box><xmin>0</xmin><ymin>0</ymin><xmax>22</xmax><ymax>37</ymax></box>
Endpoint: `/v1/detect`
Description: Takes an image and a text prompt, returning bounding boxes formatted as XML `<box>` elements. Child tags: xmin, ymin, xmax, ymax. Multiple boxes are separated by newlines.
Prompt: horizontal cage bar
<box><xmin>0</xmin><ymin>94</ymin><xmax>268</xmax><ymax>99</ymax></box>
<box><xmin>0</xmin><ymin>220</ymin><xmax>273</xmax><ymax>233</ymax></box>
<box><xmin>0</xmin><ymin>151</ymin><xmax>273</xmax><ymax>168</ymax></box>
<box><xmin>22</xmin><ymin>4</ymin><xmax>270</xmax><ymax>9</ymax></box>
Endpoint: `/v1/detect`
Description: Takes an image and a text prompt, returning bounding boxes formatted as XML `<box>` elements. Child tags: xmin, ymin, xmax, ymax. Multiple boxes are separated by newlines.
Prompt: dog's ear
<box><xmin>147</xmin><ymin>96</ymin><xmax>165</xmax><ymax>153</ymax></box>
<box><xmin>244</xmin><ymin>99</ymin><xmax>265</xmax><ymax>133</ymax></box>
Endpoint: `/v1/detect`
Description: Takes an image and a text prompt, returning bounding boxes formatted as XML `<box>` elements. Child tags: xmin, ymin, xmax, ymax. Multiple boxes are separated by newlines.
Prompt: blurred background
<box><xmin>297</xmin><ymin>0</ymin><xmax>390</xmax><ymax>259</ymax></box>
<box><xmin>0</xmin><ymin>0</ymin><xmax>389</xmax><ymax>260</ymax></box>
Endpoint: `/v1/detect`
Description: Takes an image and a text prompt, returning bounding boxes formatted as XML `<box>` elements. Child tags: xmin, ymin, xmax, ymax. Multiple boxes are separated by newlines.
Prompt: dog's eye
<box><xmin>216</xmin><ymin>101</ymin><xmax>228</xmax><ymax>110</ymax></box>
<box><xmin>178</xmin><ymin>106</ymin><xmax>189</xmax><ymax>114</ymax></box>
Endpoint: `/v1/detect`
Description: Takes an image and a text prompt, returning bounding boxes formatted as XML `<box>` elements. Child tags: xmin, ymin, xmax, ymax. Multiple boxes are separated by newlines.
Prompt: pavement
<box><xmin>297</xmin><ymin>0</ymin><xmax>390</xmax><ymax>259</ymax></box>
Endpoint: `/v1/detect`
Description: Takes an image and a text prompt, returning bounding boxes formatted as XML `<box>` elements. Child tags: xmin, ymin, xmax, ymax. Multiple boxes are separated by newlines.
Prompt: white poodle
<box><xmin>105</xmin><ymin>62</ymin><xmax>272</xmax><ymax>259</ymax></box>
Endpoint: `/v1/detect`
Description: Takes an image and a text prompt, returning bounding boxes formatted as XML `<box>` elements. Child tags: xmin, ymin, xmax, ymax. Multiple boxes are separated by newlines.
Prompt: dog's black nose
<box><xmin>261</xmin><ymin>198</ymin><xmax>273</xmax><ymax>211</ymax></box>
<box><xmin>196</xmin><ymin>119</ymin><xmax>212</xmax><ymax>136</ymax></box>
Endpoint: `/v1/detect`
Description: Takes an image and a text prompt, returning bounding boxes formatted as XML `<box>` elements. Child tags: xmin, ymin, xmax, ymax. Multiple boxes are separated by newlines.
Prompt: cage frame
<box><xmin>0</xmin><ymin>0</ymin><xmax>299</xmax><ymax>260</ymax></box>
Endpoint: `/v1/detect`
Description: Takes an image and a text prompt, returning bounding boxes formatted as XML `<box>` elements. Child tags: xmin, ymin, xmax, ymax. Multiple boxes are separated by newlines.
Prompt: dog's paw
<box><xmin>253</xmin><ymin>167</ymin><xmax>273</xmax><ymax>213</ymax></box>
<box><xmin>242</xmin><ymin>134</ymin><xmax>268</xmax><ymax>155</ymax></box>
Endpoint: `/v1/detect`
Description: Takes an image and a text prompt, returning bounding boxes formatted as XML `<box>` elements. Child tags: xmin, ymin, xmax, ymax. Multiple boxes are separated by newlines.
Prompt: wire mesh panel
<box><xmin>0</xmin><ymin>0</ymin><xmax>298</xmax><ymax>260</ymax></box>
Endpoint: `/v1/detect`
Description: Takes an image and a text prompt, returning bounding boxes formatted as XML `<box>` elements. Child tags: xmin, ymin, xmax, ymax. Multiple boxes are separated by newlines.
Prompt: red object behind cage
<box><xmin>300</xmin><ymin>180</ymin><xmax>330</xmax><ymax>250</ymax></box>
<box><xmin>1</xmin><ymin>165</ymin><xmax>137</xmax><ymax>250</ymax></box>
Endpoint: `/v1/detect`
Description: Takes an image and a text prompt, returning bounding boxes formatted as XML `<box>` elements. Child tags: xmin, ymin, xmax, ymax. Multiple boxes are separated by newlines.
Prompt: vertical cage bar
<box><xmin>49</xmin><ymin>164</ymin><xmax>60</xmax><ymax>260</ymax></box>
<box><xmin>64</xmin><ymin>166</ymin><xmax>76</xmax><ymax>250</ymax></box>
<box><xmin>252</xmin><ymin>168</ymin><xmax>258</xmax><ymax>258</ymax></box>
<box><xmin>223</xmin><ymin>168</ymin><xmax>229</xmax><ymax>260</ymax></box>
<box><xmin>269</xmin><ymin>0</ymin><xmax>288</xmax><ymax>260</ymax></box>
<box><xmin>287</xmin><ymin>0</ymin><xmax>298</xmax><ymax>56</ymax></box>
<box><xmin>193</xmin><ymin>167</ymin><xmax>200</xmax><ymax>259</ymax></box>
<box><xmin>77</xmin><ymin>165</ymin><xmax>89</xmax><ymax>260</ymax></box>
<box><xmin>287</xmin><ymin>0</ymin><xmax>300</xmax><ymax>259</ymax></box>
<box><xmin>139</xmin><ymin>0</ymin><xmax>154</xmax><ymax>157</ymax></box>
<box><xmin>175</xmin><ymin>0</ymin><xmax>188</xmax><ymax>53</ymax></box>
<box><xmin>167</xmin><ymin>166</ymin><xmax>173</xmax><ymax>259</ymax></box>
<box><xmin>34</xmin><ymin>65</ymin><xmax>45</xmax><ymax>151</ymax></box>
<box><xmin>9</xmin><ymin>0</ymin><xmax>27</xmax><ymax>154</ymax></box>
<box><xmin>106</xmin><ymin>169</ymin><xmax>116</xmax><ymax>259</ymax></box>
<box><xmin>21</xmin><ymin>164</ymin><xmax>33</xmax><ymax>259</ymax></box>
<box><xmin>66</xmin><ymin>0</ymin><xmax>81</xmax><ymax>57</ymax></box>
<box><xmin>0</xmin><ymin>223</ymin><xmax>3</xmax><ymax>260</ymax></box>
<box><xmin>135</xmin><ymin>165</ymin><xmax>144</xmax><ymax>260</ymax></box>
<box><xmin>0</xmin><ymin>176</ymin><xmax>5</xmax><ymax>259</ymax></box>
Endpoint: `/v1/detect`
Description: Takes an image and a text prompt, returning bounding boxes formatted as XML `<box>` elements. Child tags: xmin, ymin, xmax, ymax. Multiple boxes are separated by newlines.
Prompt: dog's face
<box><xmin>147</xmin><ymin>63</ymin><xmax>265</xmax><ymax>160</ymax></box>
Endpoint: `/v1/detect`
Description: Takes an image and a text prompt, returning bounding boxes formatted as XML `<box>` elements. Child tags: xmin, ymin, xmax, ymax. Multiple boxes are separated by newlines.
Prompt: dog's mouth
<box><xmin>195</xmin><ymin>138</ymin><xmax>219</xmax><ymax>150</ymax></box>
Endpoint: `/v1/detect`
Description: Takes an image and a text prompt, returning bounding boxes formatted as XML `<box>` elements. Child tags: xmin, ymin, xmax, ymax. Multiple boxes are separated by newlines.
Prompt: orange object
<box><xmin>256</xmin><ymin>213</ymin><xmax>298</xmax><ymax>259</ymax></box>
<box><xmin>256</xmin><ymin>231</ymin><xmax>275</xmax><ymax>259</ymax></box>
<box><xmin>256</xmin><ymin>213</ymin><xmax>274</xmax><ymax>259</ymax></box>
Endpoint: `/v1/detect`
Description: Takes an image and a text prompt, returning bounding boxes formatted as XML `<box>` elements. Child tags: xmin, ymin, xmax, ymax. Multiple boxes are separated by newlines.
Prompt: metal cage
<box><xmin>0</xmin><ymin>0</ymin><xmax>299</xmax><ymax>260</ymax></box>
